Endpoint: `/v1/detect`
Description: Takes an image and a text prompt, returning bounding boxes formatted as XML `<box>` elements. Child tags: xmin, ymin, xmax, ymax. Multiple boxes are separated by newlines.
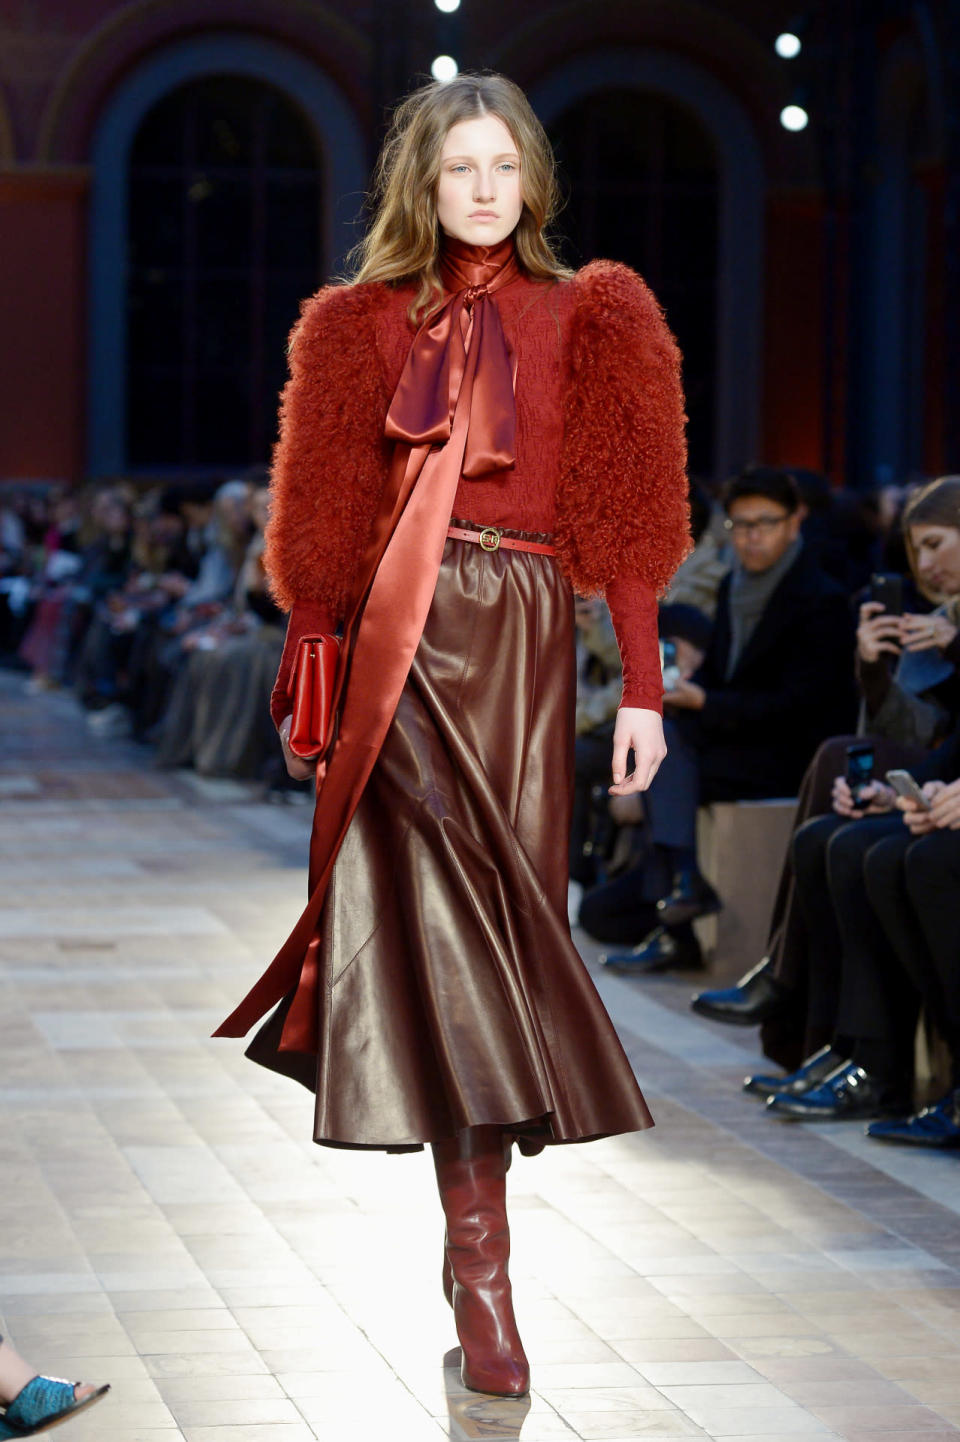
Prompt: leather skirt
<box><xmin>247</xmin><ymin>528</ymin><xmax>654</xmax><ymax>1150</ymax></box>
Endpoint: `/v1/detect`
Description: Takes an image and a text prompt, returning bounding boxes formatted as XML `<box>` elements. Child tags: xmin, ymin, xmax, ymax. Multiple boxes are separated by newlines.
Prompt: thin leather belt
<box><xmin>446</xmin><ymin>524</ymin><xmax>556</xmax><ymax>556</ymax></box>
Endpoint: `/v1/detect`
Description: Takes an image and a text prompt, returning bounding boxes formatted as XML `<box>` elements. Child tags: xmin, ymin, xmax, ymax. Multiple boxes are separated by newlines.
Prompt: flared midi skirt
<box><xmin>247</xmin><ymin>528</ymin><xmax>654</xmax><ymax>1149</ymax></box>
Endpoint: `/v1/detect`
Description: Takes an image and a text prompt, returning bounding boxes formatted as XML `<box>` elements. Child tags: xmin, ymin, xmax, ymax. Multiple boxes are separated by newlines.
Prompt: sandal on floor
<box><xmin>0</xmin><ymin>1377</ymin><xmax>109</xmax><ymax>1436</ymax></box>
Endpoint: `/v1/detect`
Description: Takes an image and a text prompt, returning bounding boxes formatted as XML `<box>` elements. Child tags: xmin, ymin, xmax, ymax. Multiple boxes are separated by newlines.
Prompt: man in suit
<box><xmin>598</xmin><ymin>467</ymin><xmax>858</xmax><ymax>973</ymax></box>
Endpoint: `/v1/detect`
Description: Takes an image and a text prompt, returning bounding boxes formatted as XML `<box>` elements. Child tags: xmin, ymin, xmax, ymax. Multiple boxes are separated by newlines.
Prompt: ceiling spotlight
<box><xmin>434</xmin><ymin>0</ymin><xmax>461</xmax><ymax>10</ymax></box>
<box><xmin>775</xmin><ymin>32</ymin><xmax>802</xmax><ymax>58</ymax></box>
<box><xmin>780</xmin><ymin>103</ymin><xmax>809</xmax><ymax>132</ymax></box>
<box><xmin>431</xmin><ymin>54</ymin><xmax>459</xmax><ymax>82</ymax></box>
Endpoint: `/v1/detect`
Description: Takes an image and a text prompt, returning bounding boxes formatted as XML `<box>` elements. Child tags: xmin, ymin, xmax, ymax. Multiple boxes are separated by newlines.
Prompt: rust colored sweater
<box><xmin>268</xmin><ymin>263</ymin><xmax>690</xmax><ymax>725</ymax></box>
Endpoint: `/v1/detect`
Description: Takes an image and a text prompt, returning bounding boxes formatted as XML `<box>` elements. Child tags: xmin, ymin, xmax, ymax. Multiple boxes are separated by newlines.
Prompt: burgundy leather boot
<box><xmin>433</xmin><ymin>1126</ymin><xmax>530</xmax><ymax>1396</ymax></box>
<box><xmin>441</xmin><ymin>1134</ymin><xmax>514</xmax><ymax>1308</ymax></box>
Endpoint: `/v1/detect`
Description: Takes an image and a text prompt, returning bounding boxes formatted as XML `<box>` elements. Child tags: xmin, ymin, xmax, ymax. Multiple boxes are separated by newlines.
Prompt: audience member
<box><xmin>591</xmin><ymin>466</ymin><xmax>857</xmax><ymax>973</ymax></box>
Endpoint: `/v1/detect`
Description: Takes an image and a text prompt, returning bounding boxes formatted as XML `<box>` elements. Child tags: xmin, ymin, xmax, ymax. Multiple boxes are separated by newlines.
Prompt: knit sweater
<box><xmin>267</xmin><ymin>263</ymin><xmax>691</xmax><ymax>723</ymax></box>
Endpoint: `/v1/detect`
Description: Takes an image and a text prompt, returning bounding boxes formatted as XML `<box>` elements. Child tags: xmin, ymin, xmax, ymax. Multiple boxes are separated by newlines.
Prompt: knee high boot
<box><xmin>432</xmin><ymin>1126</ymin><xmax>530</xmax><ymax>1397</ymax></box>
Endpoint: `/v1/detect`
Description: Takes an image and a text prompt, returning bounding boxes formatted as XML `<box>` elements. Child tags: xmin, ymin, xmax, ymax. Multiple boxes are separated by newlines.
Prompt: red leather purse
<box><xmin>287</xmin><ymin>634</ymin><xmax>342</xmax><ymax>759</ymax></box>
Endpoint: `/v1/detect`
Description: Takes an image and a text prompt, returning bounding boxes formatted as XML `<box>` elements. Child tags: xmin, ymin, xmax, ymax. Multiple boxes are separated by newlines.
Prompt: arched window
<box><xmin>127</xmin><ymin>75</ymin><xmax>322</xmax><ymax>469</ymax></box>
<box><xmin>550</xmin><ymin>90</ymin><xmax>719</xmax><ymax>474</ymax></box>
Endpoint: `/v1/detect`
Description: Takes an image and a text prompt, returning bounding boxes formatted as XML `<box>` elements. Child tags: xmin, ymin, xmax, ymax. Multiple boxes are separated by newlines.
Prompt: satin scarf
<box><xmin>215</xmin><ymin>236</ymin><xmax>521</xmax><ymax>1047</ymax></box>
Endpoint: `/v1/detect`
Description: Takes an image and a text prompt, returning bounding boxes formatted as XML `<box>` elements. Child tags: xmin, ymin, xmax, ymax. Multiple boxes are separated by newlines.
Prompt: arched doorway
<box><xmin>87</xmin><ymin>32</ymin><xmax>366</xmax><ymax>477</ymax></box>
<box><xmin>530</xmin><ymin>49</ymin><xmax>764</xmax><ymax>483</ymax></box>
<box><xmin>549</xmin><ymin>89</ymin><xmax>718</xmax><ymax>475</ymax></box>
<box><xmin>127</xmin><ymin>75</ymin><xmax>322</xmax><ymax>468</ymax></box>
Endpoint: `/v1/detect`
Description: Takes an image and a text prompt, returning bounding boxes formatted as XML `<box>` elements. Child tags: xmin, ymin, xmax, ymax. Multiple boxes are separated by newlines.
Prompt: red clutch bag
<box><xmin>287</xmin><ymin>634</ymin><xmax>341</xmax><ymax>759</ymax></box>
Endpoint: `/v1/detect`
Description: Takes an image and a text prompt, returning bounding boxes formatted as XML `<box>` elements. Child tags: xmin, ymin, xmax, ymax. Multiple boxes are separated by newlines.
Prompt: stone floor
<box><xmin>2</xmin><ymin>671</ymin><xmax>959</xmax><ymax>1442</ymax></box>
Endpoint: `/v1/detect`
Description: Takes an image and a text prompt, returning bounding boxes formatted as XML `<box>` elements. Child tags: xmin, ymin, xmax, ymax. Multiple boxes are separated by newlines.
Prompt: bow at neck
<box><xmin>384</xmin><ymin>235</ymin><xmax>520</xmax><ymax>478</ymax></box>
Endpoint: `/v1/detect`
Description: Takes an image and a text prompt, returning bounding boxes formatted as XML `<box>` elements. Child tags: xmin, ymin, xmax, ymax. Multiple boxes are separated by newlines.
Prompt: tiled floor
<box><xmin>2</xmin><ymin>671</ymin><xmax>959</xmax><ymax>1442</ymax></box>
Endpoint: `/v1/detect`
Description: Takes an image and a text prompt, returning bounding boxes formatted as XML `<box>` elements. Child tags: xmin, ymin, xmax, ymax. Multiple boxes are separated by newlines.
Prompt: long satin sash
<box><xmin>214</xmin><ymin>243</ymin><xmax>519</xmax><ymax>1048</ymax></box>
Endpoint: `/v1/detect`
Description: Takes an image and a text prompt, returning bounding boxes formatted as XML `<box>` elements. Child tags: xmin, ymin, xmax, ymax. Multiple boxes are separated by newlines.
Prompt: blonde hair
<box><xmin>902</xmin><ymin>475</ymin><xmax>960</xmax><ymax>617</ymax></box>
<box><xmin>349</xmin><ymin>72</ymin><xmax>572</xmax><ymax>320</ymax></box>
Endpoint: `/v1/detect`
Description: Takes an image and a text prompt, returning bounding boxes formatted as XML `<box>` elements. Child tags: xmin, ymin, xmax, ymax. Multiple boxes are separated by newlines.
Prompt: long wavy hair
<box><xmin>902</xmin><ymin>474</ymin><xmax>960</xmax><ymax>619</ymax></box>
<box><xmin>348</xmin><ymin>72</ymin><xmax>572</xmax><ymax>320</ymax></box>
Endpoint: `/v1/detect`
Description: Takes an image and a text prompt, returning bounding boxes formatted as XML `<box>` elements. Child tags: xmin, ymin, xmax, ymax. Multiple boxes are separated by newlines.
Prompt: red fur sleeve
<box><xmin>556</xmin><ymin>261</ymin><xmax>691</xmax><ymax>597</ymax></box>
<box><xmin>263</xmin><ymin>283</ymin><xmax>395</xmax><ymax>617</ymax></box>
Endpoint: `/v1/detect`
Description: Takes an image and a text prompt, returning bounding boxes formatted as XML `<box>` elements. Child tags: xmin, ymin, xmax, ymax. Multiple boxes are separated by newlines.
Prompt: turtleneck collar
<box><xmin>439</xmin><ymin>233</ymin><xmax>519</xmax><ymax>296</ymax></box>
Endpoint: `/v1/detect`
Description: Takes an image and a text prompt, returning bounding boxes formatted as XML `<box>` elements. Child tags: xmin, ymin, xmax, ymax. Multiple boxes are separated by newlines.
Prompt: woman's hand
<box><xmin>831</xmin><ymin>775</ymin><xmax>896</xmax><ymax>819</ymax></box>
<box><xmin>899</xmin><ymin>612</ymin><xmax>959</xmax><ymax>653</ymax></box>
<box><xmin>927</xmin><ymin>778</ymin><xmax>960</xmax><ymax>830</ymax></box>
<box><xmin>896</xmin><ymin>780</ymin><xmax>946</xmax><ymax>835</ymax></box>
<box><xmin>278</xmin><ymin>715</ymin><xmax>323</xmax><ymax>782</ymax></box>
<box><xmin>609</xmin><ymin>707</ymin><xmax>667</xmax><ymax>796</ymax></box>
<box><xmin>857</xmin><ymin>601</ymin><xmax>903</xmax><ymax>663</ymax></box>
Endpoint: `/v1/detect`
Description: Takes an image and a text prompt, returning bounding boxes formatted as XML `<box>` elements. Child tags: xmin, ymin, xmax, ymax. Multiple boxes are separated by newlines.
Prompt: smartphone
<box><xmin>845</xmin><ymin>742</ymin><xmax>875</xmax><ymax>803</ymax></box>
<box><xmin>660</xmin><ymin>638</ymin><xmax>680</xmax><ymax>692</ymax></box>
<box><xmin>885</xmin><ymin>768</ymin><xmax>932</xmax><ymax>810</ymax></box>
<box><xmin>871</xmin><ymin>573</ymin><xmax>903</xmax><ymax>616</ymax></box>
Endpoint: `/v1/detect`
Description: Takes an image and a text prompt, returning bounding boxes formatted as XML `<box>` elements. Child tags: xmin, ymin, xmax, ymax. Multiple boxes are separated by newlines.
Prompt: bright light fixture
<box><xmin>431</xmin><ymin>54</ymin><xmax>459</xmax><ymax>81</ymax></box>
<box><xmin>435</xmin><ymin>0</ymin><xmax>461</xmax><ymax>11</ymax></box>
<box><xmin>775</xmin><ymin>32</ymin><xmax>802</xmax><ymax>59</ymax></box>
<box><xmin>780</xmin><ymin>103</ymin><xmax>809</xmax><ymax>131</ymax></box>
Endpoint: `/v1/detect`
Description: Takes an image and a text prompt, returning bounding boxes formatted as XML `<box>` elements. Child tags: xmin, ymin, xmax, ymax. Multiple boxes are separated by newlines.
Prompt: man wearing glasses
<box><xmin>602</xmin><ymin>467</ymin><xmax>857</xmax><ymax>974</ymax></box>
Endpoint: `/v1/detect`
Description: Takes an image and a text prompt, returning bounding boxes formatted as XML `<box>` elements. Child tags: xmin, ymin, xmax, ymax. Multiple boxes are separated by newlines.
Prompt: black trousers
<box><xmin>865</xmin><ymin>827</ymin><xmax>960</xmax><ymax>1088</ymax></box>
<box><xmin>791</xmin><ymin>811</ymin><xmax>920</xmax><ymax>1085</ymax></box>
<box><xmin>760</xmin><ymin>734</ymin><xmax>923</xmax><ymax>1068</ymax></box>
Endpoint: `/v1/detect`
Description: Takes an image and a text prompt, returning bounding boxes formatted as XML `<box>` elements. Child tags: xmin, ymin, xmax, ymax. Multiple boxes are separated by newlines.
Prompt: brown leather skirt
<box><xmin>247</xmin><ymin>528</ymin><xmax>654</xmax><ymax>1150</ymax></box>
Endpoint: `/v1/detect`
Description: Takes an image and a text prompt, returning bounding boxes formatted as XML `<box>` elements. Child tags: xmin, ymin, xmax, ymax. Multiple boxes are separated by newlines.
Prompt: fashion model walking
<box><xmin>216</xmin><ymin>72</ymin><xmax>690</xmax><ymax>1396</ymax></box>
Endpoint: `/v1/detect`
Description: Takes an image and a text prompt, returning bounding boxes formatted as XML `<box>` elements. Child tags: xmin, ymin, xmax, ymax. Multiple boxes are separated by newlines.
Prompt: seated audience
<box><xmin>692</xmin><ymin>476</ymin><xmax>960</xmax><ymax>1071</ymax></box>
<box><xmin>745</xmin><ymin>720</ymin><xmax>960</xmax><ymax>1142</ymax></box>
<box><xmin>19</xmin><ymin>488</ymin><xmax>133</xmax><ymax>690</ymax></box>
<box><xmin>590</xmin><ymin>466</ymin><xmax>857</xmax><ymax>973</ymax></box>
<box><xmin>156</xmin><ymin>484</ymin><xmax>285</xmax><ymax>777</ymax></box>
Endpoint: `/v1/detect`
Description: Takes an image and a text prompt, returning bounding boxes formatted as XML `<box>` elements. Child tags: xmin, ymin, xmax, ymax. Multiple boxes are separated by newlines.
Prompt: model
<box><xmin>216</xmin><ymin>71</ymin><xmax>690</xmax><ymax>1397</ymax></box>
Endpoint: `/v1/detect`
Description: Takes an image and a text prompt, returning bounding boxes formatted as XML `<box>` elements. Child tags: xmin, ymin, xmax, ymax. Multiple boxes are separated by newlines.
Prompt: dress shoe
<box><xmin>601</xmin><ymin>923</ymin><xmax>702</xmax><ymax>975</ymax></box>
<box><xmin>866</xmin><ymin>1089</ymin><xmax>960</xmax><ymax>1148</ymax></box>
<box><xmin>691</xmin><ymin>956</ymin><xmax>788</xmax><ymax>1027</ymax></box>
<box><xmin>743</xmin><ymin>1044</ymin><xmax>847</xmax><ymax>1099</ymax></box>
<box><xmin>766</xmin><ymin>1062</ymin><xmax>908</xmax><ymax>1122</ymax></box>
<box><xmin>655</xmin><ymin>868</ymin><xmax>721</xmax><ymax>927</ymax></box>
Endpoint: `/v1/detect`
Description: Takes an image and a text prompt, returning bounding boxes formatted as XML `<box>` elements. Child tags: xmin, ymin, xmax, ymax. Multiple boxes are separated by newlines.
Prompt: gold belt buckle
<box><xmin>479</xmin><ymin>527</ymin><xmax>502</xmax><ymax>551</ymax></box>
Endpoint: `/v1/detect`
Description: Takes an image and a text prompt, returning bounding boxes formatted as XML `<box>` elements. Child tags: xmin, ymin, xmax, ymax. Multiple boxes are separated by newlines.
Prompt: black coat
<box><xmin>689</xmin><ymin>547</ymin><xmax>858</xmax><ymax>797</ymax></box>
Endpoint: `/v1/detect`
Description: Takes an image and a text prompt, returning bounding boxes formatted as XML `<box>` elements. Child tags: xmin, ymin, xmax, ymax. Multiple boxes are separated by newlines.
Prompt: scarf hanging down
<box><xmin>725</xmin><ymin>536</ymin><xmax>802</xmax><ymax>680</ymax></box>
<box><xmin>214</xmin><ymin>236</ymin><xmax>521</xmax><ymax>1049</ymax></box>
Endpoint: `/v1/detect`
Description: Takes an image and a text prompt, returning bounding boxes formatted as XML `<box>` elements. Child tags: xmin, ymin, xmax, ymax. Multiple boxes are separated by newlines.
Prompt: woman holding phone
<box><xmin>214</xmin><ymin>73</ymin><xmax>689</xmax><ymax>1394</ymax></box>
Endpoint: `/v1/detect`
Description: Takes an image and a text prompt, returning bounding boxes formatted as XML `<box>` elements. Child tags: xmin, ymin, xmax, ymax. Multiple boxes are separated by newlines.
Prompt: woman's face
<box><xmin>909</xmin><ymin>523</ymin><xmax>960</xmax><ymax>596</ymax></box>
<box><xmin>436</xmin><ymin>113</ymin><xmax>523</xmax><ymax>247</ymax></box>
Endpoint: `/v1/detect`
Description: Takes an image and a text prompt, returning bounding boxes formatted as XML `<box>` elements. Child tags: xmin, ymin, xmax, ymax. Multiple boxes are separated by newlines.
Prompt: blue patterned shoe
<box><xmin>866</xmin><ymin>1090</ymin><xmax>960</xmax><ymax>1148</ymax></box>
<box><xmin>1</xmin><ymin>1377</ymin><xmax>109</xmax><ymax>1436</ymax></box>
<box><xmin>765</xmin><ymin>1062</ymin><xmax>908</xmax><ymax>1121</ymax></box>
<box><xmin>743</xmin><ymin>1045</ymin><xmax>846</xmax><ymax>1099</ymax></box>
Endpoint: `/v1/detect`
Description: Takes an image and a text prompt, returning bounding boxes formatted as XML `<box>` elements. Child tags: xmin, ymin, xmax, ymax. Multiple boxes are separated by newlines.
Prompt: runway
<box><xmin>2</xmin><ymin>671</ymin><xmax>959</xmax><ymax>1442</ymax></box>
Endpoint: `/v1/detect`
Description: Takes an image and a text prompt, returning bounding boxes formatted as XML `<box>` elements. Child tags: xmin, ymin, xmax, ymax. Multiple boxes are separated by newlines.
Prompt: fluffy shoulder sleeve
<box><xmin>263</xmin><ymin>282</ymin><xmax>395</xmax><ymax>617</ymax></box>
<box><xmin>556</xmin><ymin>261</ymin><xmax>691</xmax><ymax>596</ymax></box>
